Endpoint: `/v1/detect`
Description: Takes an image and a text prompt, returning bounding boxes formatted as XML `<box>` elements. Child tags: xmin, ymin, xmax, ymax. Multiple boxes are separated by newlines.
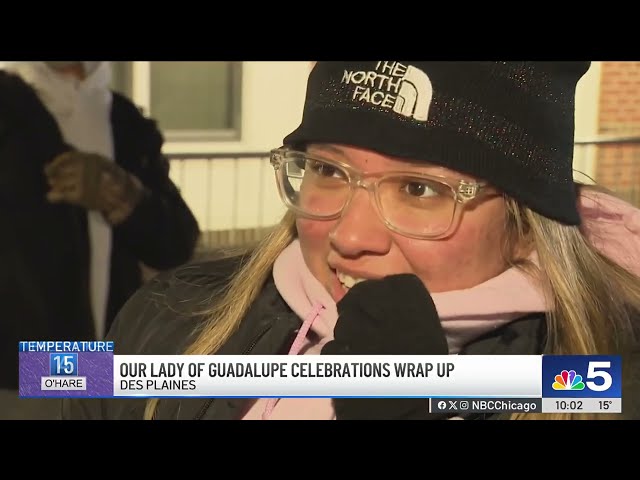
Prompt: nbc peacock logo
<box><xmin>552</xmin><ymin>369</ymin><xmax>586</xmax><ymax>390</ymax></box>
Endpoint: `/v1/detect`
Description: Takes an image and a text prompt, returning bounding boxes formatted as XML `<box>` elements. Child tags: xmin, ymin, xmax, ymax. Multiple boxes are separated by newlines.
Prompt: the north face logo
<box><xmin>341</xmin><ymin>61</ymin><xmax>433</xmax><ymax>121</ymax></box>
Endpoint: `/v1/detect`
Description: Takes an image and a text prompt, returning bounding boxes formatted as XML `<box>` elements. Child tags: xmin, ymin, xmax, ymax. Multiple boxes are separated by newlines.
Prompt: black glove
<box><xmin>321</xmin><ymin>274</ymin><xmax>450</xmax><ymax>420</ymax></box>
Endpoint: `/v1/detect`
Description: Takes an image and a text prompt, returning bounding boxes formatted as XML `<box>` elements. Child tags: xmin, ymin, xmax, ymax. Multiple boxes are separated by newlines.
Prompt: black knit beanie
<box><xmin>283</xmin><ymin>61</ymin><xmax>591</xmax><ymax>225</ymax></box>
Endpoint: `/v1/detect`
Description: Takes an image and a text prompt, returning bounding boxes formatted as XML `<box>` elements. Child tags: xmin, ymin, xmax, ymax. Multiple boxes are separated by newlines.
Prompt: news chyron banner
<box><xmin>18</xmin><ymin>341</ymin><xmax>623</xmax><ymax>415</ymax></box>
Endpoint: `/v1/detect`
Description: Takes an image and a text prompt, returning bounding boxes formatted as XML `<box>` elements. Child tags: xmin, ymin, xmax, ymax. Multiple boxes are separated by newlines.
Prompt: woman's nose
<box><xmin>329</xmin><ymin>187</ymin><xmax>392</xmax><ymax>258</ymax></box>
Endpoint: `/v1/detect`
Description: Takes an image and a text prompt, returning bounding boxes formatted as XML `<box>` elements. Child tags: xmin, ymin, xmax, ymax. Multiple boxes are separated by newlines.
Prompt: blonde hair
<box><xmin>143</xmin><ymin>211</ymin><xmax>298</xmax><ymax>419</ymax></box>
<box><xmin>503</xmin><ymin>188</ymin><xmax>640</xmax><ymax>419</ymax></box>
<box><xmin>144</xmin><ymin>187</ymin><xmax>639</xmax><ymax>420</ymax></box>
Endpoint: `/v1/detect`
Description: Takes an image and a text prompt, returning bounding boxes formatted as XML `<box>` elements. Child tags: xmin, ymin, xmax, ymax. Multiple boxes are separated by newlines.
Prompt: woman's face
<box><xmin>297</xmin><ymin>144</ymin><xmax>510</xmax><ymax>303</ymax></box>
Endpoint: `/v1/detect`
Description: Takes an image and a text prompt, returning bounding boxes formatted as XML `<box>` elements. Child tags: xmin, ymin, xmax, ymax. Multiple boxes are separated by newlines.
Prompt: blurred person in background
<box><xmin>63</xmin><ymin>61</ymin><xmax>640</xmax><ymax>420</ymax></box>
<box><xmin>0</xmin><ymin>61</ymin><xmax>200</xmax><ymax>405</ymax></box>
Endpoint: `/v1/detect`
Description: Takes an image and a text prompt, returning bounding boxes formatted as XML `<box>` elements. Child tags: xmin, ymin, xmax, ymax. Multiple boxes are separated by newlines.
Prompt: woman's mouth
<box><xmin>336</xmin><ymin>271</ymin><xmax>368</xmax><ymax>290</ymax></box>
<box><xmin>329</xmin><ymin>269</ymin><xmax>376</xmax><ymax>303</ymax></box>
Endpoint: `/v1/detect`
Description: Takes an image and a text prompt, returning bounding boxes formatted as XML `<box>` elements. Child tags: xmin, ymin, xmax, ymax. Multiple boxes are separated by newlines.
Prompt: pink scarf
<box><xmin>271</xmin><ymin>239</ymin><xmax>548</xmax><ymax>355</ymax></box>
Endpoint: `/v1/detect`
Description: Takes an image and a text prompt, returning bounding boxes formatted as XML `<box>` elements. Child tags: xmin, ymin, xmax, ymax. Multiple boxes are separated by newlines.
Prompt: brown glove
<box><xmin>44</xmin><ymin>151</ymin><xmax>146</xmax><ymax>225</ymax></box>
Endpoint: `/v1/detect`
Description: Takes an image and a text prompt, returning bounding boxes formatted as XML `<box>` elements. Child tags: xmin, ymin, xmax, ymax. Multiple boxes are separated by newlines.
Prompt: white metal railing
<box><xmin>167</xmin><ymin>152</ymin><xmax>278</xmax><ymax>254</ymax></box>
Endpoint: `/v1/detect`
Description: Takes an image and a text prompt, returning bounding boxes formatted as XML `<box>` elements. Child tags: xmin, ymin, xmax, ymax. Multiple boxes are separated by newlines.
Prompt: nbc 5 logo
<box><xmin>542</xmin><ymin>355</ymin><xmax>621</xmax><ymax>398</ymax></box>
<box><xmin>552</xmin><ymin>362</ymin><xmax>612</xmax><ymax>391</ymax></box>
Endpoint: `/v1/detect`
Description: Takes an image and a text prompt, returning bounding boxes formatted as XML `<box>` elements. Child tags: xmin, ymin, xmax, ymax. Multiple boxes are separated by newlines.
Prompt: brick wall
<box><xmin>598</xmin><ymin>62</ymin><xmax>640</xmax><ymax>133</ymax></box>
<box><xmin>595</xmin><ymin>62</ymin><xmax>640</xmax><ymax>205</ymax></box>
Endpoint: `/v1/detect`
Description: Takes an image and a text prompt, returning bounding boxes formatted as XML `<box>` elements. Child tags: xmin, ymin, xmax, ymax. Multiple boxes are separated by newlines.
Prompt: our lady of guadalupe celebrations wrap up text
<box><xmin>114</xmin><ymin>355</ymin><xmax>542</xmax><ymax>398</ymax></box>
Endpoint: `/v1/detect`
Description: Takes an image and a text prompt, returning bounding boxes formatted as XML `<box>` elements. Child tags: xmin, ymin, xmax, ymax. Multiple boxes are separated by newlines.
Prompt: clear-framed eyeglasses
<box><xmin>270</xmin><ymin>147</ymin><xmax>497</xmax><ymax>240</ymax></box>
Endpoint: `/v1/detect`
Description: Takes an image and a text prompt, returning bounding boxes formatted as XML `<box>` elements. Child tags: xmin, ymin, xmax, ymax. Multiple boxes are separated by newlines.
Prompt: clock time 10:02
<box><xmin>555</xmin><ymin>400</ymin><xmax>583</xmax><ymax>410</ymax></box>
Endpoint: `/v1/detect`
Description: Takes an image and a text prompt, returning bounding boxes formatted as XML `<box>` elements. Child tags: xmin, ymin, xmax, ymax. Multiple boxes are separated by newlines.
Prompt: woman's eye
<box><xmin>403</xmin><ymin>182</ymin><xmax>438</xmax><ymax>198</ymax></box>
<box><xmin>308</xmin><ymin>161</ymin><xmax>343</xmax><ymax>178</ymax></box>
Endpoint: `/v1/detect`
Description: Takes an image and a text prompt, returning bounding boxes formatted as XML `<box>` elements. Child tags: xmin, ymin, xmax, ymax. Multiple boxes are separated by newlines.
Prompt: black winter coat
<box><xmin>0</xmin><ymin>71</ymin><xmax>200</xmax><ymax>389</ymax></box>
